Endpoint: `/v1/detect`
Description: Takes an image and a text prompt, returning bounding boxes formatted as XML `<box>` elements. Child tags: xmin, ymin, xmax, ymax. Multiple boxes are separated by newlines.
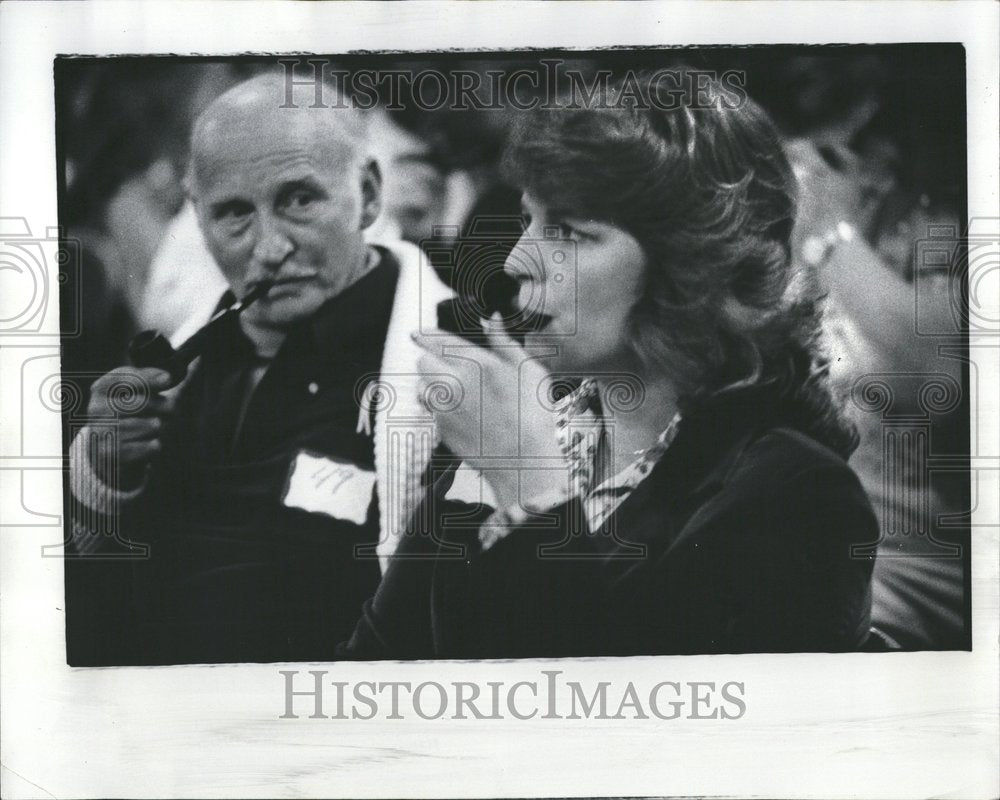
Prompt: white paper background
<box><xmin>1</xmin><ymin>2</ymin><xmax>997</xmax><ymax>798</ymax></box>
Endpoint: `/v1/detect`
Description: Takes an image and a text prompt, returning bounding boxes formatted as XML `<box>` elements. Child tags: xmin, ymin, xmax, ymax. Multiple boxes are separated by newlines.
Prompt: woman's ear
<box><xmin>359</xmin><ymin>158</ymin><xmax>383</xmax><ymax>231</ymax></box>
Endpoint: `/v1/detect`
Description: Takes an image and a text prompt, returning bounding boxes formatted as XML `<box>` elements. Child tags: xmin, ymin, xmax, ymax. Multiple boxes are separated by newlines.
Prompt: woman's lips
<box><xmin>530</xmin><ymin>313</ymin><xmax>555</xmax><ymax>332</ymax></box>
<box><xmin>509</xmin><ymin>305</ymin><xmax>554</xmax><ymax>334</ymax></box>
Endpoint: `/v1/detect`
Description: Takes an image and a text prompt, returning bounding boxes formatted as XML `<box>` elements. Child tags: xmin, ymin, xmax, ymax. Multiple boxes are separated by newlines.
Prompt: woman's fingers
<box><xmin>415</xmin><ymin>349</ymin><xmax>449</xmax><ymax>379</ymax></box>
<box><xmin>410</xmin><ymin>329</ymin><xmax>478</xmax><ymax>355</ymax></box>
<box><xmin>482</xmin><ymin>312</ymin><xmax>522</xmax><ymax>360</ymax></box>
<box><xmin>411</xmin><ymin>328</ymin><xmax>508</xmax><ymax>381</ymax></box>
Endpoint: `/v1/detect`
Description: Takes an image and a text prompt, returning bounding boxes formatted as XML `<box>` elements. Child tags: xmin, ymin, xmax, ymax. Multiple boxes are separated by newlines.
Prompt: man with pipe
<box><xmin>67</xmin><ymin>73</ymin><xmax>450</xmax><ymax>665</ymax></box>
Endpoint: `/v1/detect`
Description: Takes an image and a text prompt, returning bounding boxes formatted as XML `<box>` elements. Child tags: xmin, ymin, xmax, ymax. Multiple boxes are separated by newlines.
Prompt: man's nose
<box><xmin>251</xmin><ymin>215</ymin><xmax>295</xmax><ymax>270</ymax></box>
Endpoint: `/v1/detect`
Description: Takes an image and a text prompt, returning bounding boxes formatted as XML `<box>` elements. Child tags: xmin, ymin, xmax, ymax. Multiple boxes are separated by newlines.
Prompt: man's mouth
<box><xmin>261</xmin><ymin>276</ymin><xmax>314</xmax><ymax>296</ymax></box>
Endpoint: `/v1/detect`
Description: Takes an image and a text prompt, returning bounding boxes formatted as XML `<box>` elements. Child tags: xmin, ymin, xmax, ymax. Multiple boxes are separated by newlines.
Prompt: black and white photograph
<box><xmin>58</xmin><ymin>48</ymin><xmax>972</xmax><ymax>665</ymax></box>
<box><xmin>1</xmin><ymin>2</ymin><xmax>997</xmax><ymax>798</ymax></box>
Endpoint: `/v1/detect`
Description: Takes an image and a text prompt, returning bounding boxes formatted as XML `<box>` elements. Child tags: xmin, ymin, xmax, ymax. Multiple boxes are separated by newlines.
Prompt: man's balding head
<box><xmin>187</xmin><ymin>71</ymin><xmax>382</xmax><ymax>331</ymax></box>
<box><xmin>187</xmin><ymin>73</ymin><xmax>368</xmax><ymax>197</ymax></box>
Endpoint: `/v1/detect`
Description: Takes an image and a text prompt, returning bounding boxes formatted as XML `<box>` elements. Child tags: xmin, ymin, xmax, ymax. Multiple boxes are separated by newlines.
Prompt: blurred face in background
<box><xmin>189</xmin><ymin>82</ymin><xmax>381</xmax><ymax>330</ymax></box>
<box><xmin>366</xmin><ymin>110</ymin><xmax>447</xmax><ymax>245</ymax></box>
<box><xmin>506</xmin><ymin>192</ymin><xmax>647</xmax><ymax>375</ymax></box>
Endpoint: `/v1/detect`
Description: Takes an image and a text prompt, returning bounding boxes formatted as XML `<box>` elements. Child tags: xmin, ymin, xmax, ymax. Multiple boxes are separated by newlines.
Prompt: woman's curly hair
<box><xmin>501</xmin><ymin>70</ymin><xmax>857</xmax><ymax>457</ymax></box>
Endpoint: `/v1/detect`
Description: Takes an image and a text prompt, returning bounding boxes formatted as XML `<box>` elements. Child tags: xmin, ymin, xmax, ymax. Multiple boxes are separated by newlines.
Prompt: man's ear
<box><xmin>358</xmin><ymin>158</ymin><xmax>383</xmax><ymax>231</ymax></box>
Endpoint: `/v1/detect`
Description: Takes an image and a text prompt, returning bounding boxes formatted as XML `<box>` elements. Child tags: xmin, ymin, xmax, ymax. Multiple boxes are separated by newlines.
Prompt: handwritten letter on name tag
<box><xmin>282</xmin><ymin>451</ymin><xmax>376</xmax><ymax>525</ymax></box>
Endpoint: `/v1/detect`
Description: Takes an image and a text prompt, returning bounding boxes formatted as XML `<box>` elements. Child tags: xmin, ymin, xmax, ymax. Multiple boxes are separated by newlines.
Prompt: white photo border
<box><xmin>1</xmin><ymin>2</ymin><xmax>997</xmax><ymax>798</ymax></box>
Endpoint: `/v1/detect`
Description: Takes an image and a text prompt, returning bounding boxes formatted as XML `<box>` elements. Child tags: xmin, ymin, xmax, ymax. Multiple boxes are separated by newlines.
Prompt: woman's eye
<box><xmin>557</xmin><ymin>223</ymin><xmax>581</xmax><ymax>241</ymax></box>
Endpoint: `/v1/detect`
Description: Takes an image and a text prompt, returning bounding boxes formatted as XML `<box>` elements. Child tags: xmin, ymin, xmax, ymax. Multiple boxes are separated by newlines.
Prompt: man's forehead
<box><xmin>198</xmin><ymin>100</ymin><xmax>353</xmax><ymax>153</ymax></box>
<box><xmin>197</xmin><ymin>149</ymin><xmax>330</xmax><ymax>191</ymax></box>
<box><xmin>191</xmin><ymin>107</ymin><xmax>360</xmax><ymax>193</ymax></box>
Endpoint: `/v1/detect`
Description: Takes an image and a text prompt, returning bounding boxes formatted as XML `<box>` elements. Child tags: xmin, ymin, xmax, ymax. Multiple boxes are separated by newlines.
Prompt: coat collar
<box><xmin>604</xmin><ymin>391</ymin><xmax>774</xmax><ymax>551</ymax></box>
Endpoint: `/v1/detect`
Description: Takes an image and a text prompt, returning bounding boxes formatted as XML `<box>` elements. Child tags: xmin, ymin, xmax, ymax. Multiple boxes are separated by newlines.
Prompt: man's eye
<box><xmin>214</xmin><ymin>202</ymin><xmax>253</xmax><ymax>224</ymax></box>
<box><xmin>283</xmin><ymin>191</ymin><xmax>317</xmax><ymax>212</ymax></box>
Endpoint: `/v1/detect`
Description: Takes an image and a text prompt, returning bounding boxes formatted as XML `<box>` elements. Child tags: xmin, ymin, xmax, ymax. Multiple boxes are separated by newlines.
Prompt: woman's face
<box><xmin>506</xmin><ymin>192</ymin><xmax>647</xmax><ymax>375</ymax></box>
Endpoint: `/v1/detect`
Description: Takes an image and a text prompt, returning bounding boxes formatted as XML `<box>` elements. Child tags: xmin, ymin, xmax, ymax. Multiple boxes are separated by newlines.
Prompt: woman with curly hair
<box><xmin>340</xmin><ymin>71</ymin><xmax>879</xmax><ymax>659</ymax></box>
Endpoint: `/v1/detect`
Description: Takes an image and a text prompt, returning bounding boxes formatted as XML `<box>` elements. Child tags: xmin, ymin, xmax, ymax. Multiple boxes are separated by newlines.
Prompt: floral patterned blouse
<box><xmin>478</xmin><ymin>378</ymin><xmax>682</xmax><ymax>551</ymax></box>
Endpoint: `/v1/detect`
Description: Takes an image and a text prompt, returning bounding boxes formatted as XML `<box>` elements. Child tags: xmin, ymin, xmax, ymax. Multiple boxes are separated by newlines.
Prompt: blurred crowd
<box><xmin>57</xmin><ymin>49</ymin><xmax>970</xmax><ymax>650</ymax></box>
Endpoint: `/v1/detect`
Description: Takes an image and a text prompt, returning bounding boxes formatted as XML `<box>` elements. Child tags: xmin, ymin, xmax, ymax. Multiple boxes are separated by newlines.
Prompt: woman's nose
<box><xmin>504</xmin><ymin>236</ymin><xmax>548</xmax><ymax>315</ymax></box>
<box><xmin>503</xmin><ymin>235</ymin><xmax>543</xmax><ymax>284</ymax></box>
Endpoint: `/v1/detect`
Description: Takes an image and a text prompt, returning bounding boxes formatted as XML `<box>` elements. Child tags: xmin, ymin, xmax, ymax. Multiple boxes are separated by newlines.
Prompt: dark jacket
<box><xmin>341</xmin><ymin>391</ymin><xmax>878</xmax><ymax>659</ymax></box>
<box><xmin>66</xmin><ymin>252</ymin><xmax>399</xmax><ymax>666</ymax></box>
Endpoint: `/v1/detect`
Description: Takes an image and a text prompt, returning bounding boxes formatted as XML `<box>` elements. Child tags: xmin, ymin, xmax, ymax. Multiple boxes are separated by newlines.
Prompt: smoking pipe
<box><xmin>128</xmin><ymin>280</ymin><xmax>274</xmax><ymax>386</ymax></box>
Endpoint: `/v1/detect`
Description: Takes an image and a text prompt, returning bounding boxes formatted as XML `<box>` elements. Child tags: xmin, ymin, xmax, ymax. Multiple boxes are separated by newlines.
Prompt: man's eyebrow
<box><xmin>276</xmin><ymin>176</ymin><xmax>329</xmax><ymax>195</ymax></box>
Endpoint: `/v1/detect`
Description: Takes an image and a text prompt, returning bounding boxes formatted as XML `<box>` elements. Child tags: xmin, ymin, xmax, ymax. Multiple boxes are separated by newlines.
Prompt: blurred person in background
<box><xmin>776</xmin><ymin>51</ymin><xmax>969</xmax><ymax>650</ymax></box>
<box><xmin>59</xmin><ymin>62</ymin><xmax>232</xmax><ymax>384</ymax></box>
<box><xmin>365</xmin><ymin>106</ymin><xmax>451</xmax><ymax>246</ymax></box>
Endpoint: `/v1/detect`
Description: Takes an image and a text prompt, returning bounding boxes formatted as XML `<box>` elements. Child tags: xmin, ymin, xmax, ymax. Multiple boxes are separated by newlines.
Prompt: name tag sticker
<box><xmin>282</xmin><ymin>451</ymin><xmax>376</xmax><ymax>525</ymax></box>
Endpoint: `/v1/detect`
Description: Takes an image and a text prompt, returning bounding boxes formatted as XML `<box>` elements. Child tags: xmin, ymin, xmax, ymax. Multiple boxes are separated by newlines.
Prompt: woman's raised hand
<box><xmin>412</xmin><ymin>314</ymin><xmax>568</xmax><ymax>510</ymax></box>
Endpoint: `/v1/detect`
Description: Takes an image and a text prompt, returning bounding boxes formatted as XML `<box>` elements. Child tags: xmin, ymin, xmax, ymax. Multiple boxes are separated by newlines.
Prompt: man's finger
<box><xmin>89</xmin><ymin>391</ymin><xmax>174</xmax><ymax>420</ymax></box>
<box><xmin>90</xmin><ymin>368</ymin><xmax>173</xmax><ymax>414</ymax></box>
<box><xmin>93</xmin><ymin>367</ymin><xmax>170</xmax><ymax>393</ymax></box>
<box><xmin>137</xmin><ymin>368</ymin><xmax>174</xmax><ymax>390</ymax></box>
<box><xmin>115</xmin><ymin>417</ymin><xmax>164</xmax><ymax>441</ymax></box>
<box><xmin>144</xmin><ymin>392</ymin><xmax>178</xmax><ymax>415</ymax></box>
<box><xmin>118</xmin><ymin>438</ymin><xmax>162</xmax><ymax>463</ymax></box>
